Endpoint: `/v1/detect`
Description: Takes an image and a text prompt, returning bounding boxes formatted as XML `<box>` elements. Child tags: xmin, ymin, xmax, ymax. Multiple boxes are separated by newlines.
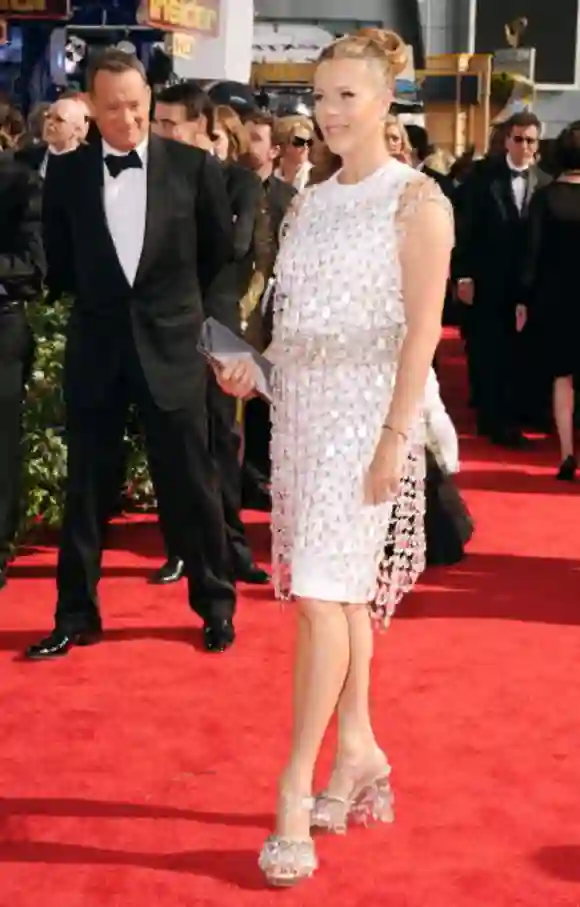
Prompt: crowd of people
<box><xmin>0</xmin><ymin>25</ymin><xmax>577</xmax><ymax>886</ymax></box>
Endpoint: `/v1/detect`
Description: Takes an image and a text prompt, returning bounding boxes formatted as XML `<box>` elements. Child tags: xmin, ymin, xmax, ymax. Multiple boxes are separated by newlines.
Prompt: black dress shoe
<box><xmin>490</xmin><ymin>429</ymin><xmax>531</xmax><ymax>449</ymax></box>
<box><xmin>203</xmin><ymin>618</ymin><xmax>235</xmax><ymax>653</ymax></box>
<box><xmin>25</xmin><ymin>628</ymin><xmax>103</xmax><ymax>661</ymax></box>
<box><xmin>149</xmin><ymin>557</ymin><xmax>185</xmax><ymax>585</ymax></box>
<box><xmin>557</xmin><ymin>455</ymin><xmax>577</xmax><ymax>482</ymax></box>
<box><xmin>0</xmin><ymin>569</ymin><xmax>6</xmax><ymax>592</ymax></box>
<box><xmin>235</xmin><ymin>562</ymin><xmax>270</xmax><ymax>585</ymax></box>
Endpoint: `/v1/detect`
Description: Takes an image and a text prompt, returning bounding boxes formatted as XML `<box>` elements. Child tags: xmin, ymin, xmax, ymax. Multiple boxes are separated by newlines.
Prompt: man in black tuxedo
<box><xmin>26</xmin><ymin>49</ymin><xmax>236</xmax><ymax>659</ymax></box>
<box><xmin>454</xmin><ymin>111</ymin><xmax>550</xmax><ymax>446</ymax></box>
<box><xmin>150</xmin><ymin>80</ymin><xmax>269</xmax><ymax>586</ymax></box>
<box><xmin>241</xmin><ymin>110</ymin><xmax>296</xmax><ymax>506</ymax></box>
<box><xmin>0</xmin><ymin>158</ymin><xmax>44</xmax><ymax>590</ymax></box>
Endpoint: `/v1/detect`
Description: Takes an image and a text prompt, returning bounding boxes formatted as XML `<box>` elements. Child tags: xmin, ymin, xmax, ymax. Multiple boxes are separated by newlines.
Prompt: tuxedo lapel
<box><xmin>491</xmin><ymin>165</ymin><xmax>519</xmax><ymax>221</ymax></box>
<box><xmin>523</xmin><ymin>165</ymin><xmax>539</xmax><ymax>213</ymax></box>
<box><xmin>134</xmin><ymin>133</ymin><xmax>167</xmax><ymax>287</ymax></box>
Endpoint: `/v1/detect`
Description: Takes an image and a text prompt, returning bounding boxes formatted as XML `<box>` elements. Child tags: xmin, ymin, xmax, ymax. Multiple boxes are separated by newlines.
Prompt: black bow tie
<box><xmin>510</xmin><ymin>167</ymin><xmax>528</xmax><ymax>180</ymax></box>
<box><xmin>104</xmin><ymin>149</ymin><xmax>142</xmax><ymax>178</ymax></box>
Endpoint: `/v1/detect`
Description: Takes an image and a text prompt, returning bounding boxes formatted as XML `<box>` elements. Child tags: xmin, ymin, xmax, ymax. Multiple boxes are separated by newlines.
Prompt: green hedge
<box><xmin>20</xmin><ymin>299</ymin><xmax>155</xmax><ymax>541</ymax></box>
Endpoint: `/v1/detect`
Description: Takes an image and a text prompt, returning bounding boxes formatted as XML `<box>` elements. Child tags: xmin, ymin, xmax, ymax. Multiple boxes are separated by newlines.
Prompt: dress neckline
<box><xmin>332</xmin><ymin>158</ymin><xmax>401</xmax><ymax>190</ymax></box>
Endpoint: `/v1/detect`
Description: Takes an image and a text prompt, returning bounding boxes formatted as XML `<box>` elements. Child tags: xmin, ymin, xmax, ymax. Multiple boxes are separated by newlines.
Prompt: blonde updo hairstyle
<box><xmin>318</xmin><ymin>28</ymin><xmax>408</xmax><ymax>84</ymax></box>
<box><xmin>309</xmin><ymin>28</ymin><xmax>408</xmax><ymax>186</ymax></box>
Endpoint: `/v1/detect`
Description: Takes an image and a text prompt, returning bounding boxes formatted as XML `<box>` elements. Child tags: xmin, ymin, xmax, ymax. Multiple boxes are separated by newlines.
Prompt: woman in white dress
<box><xmin>217</xmin><ymin>29</ymin><xmax>454</xmax><ymax>886</ymax></box>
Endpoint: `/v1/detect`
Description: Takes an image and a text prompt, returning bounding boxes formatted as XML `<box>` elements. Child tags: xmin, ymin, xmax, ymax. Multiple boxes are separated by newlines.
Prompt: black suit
<box><xmin>208</xmin><ymin>162</ymin><xmax>265</xmax><ymax>570</ymax></box>
<box><xmin>157</xmin><ymin>159</ymin><xmax>266</xmax><ymax>573</ymax></box>
<box><xmin>454</xmin><ymin>157</ymin><xmax>550</xmax><ymax>436</ymax></box>
<box><xmin>422</xmin><ymin>164</ymin><xmax>454</xmax><ymax>200</ymax></box>
<box><xmin>42</xmin><ymin>134</ymin><xmax>236</xmax><ymax>632</ymax></box>
<box><xmin>243</xmin><ymin>174</ymin><xmax>296</xmax><ymax>490</ymax></box>
<box><xmin>0</xmin><ymin>158</ymin><xmax>44</xmax><ymax>569</ymax></box>
<box><xmin>264</xmin><ymin>174</ymin><xmax>296</xmax><ymax>243</ymax></box>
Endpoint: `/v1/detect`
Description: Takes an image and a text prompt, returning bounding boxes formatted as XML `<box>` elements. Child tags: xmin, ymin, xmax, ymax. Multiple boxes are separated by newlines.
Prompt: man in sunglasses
<box><xmin>273</xmin><ymin>116</ymin><xmax>314</xmax><ymax>192</ymax></box>
<box><xmin>454</xmin><ymin>111</ymin><xmax>550</xmax><ymax>448</ymax></box>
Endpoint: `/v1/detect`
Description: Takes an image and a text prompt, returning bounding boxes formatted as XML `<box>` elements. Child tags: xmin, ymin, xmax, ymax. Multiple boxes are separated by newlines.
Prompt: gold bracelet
<box><xmin>382</xmin><ymin>423</ymin><xmax>408</xmax><ymax>442</ymax></box>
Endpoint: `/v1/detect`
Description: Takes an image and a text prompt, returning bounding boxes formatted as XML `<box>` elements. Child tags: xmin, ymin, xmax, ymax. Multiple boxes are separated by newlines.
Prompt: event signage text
<box><xmin>146</xmin><ymin>0</ymin><xmax>219</xmax><ymax>36</ymax></box>
<box><xmin>0</xmin><ymin>0</ymin><xmax>69</xmax><ymax>16</ymax></box>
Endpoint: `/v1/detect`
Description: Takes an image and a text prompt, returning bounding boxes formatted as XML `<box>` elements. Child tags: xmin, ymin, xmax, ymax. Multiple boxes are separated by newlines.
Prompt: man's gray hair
<box><xmin>87</xmin><ymin>48</ymin><xmax>147</xmax><ymax>93</ymax></box>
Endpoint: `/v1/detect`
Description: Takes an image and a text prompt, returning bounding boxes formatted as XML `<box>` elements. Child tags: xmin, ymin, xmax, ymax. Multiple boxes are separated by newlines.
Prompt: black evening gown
<box><xmin>524</xmin><ymin>181</ymin><xmax>580</xmax><ymax>379</ymax></box>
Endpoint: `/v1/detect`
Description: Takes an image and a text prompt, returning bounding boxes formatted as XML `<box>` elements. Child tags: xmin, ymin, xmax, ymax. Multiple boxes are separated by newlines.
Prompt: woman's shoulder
<box><xmin>396</xmin><ymin>167</ymin><xmax>454</xmax><ymax>219</ymax></box>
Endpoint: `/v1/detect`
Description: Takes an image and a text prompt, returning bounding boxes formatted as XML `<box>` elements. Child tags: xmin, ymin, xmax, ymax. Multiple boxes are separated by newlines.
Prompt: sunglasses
<box><xmin>291</xmin><ymin>136</ymin><xmax>313</xmax><ymax>148</ymax></box>
<box><xmin>512</xmin><ymin>135</ymin><xmax>538</xmax><ymax>146</ymax></box>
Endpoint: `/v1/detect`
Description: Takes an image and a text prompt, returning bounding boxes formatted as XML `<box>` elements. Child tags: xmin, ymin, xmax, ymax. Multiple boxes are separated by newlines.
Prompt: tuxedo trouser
<box><xmin>55</xmin><ymin>342</ymin><xmax>236</xmax><ymax>632</ymax></box>
<box><xmin>151</xmin><ymin>375</ymin><xmax>253</xmax><ymax>568</ymax></box>
<box><xmin>470</xmin><ymin>306</ymin><xmax>520</xmax><ymax>433</ymax></box>
<box><xmin>152</xmin><ymin>366</ymin><xmax>254</xmax><ymax>571</ymax></box>
<box><xmin>206</xmin><ymin>377</ymin><xmax>253</xmax><ymax>569</ymax></box>
<box><xmin>243</xmin><ymin>396</ymin><xmax>272</xmax><ymax>483</ymax></box>
<box><xmin>0</xmin><ymin>306</ymin><xmax>34</xmax><ymax>566</ymax></box>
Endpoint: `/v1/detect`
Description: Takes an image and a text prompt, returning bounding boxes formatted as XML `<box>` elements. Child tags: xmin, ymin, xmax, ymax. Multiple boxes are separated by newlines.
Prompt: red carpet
<box><xmin>2</xmin><ymin>330</ymin><xmax>580</xmax><ymax>907</ymax></box>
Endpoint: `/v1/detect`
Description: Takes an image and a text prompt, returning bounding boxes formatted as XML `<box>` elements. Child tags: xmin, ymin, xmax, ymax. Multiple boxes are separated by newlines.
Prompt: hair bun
<box><xmin>356</xmin><ymin>27</ymin><xmax>408</xmax><ymax>77</ymax></box>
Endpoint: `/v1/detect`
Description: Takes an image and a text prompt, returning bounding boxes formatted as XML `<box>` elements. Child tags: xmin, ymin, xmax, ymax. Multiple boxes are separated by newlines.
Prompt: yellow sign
<box><xmin>167</xmin><ymin>31</ymin><xmax>197</xmax><ymax>58</ymax></box>
<box><xmin>0</xmin><ymin>0</ymin><xmax>69</xmax><ymax>16</ymax></box>
<box><xmin>146</xmin><ymin>0</ymin><xmax>219</xmax><ymax>36</ymax></box>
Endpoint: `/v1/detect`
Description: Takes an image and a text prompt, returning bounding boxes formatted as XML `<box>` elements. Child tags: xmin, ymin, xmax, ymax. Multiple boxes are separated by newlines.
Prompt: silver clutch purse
<box><xmin>197</xmin><ymin>317</ymin><xmax>273</xmax><ymax>404</ymax></box>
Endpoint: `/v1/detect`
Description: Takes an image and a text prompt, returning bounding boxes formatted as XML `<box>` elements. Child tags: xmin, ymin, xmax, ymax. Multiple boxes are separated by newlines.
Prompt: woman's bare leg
<box><xmin>321</xmin><ymin>604</ymin><xmax>384</xmax><ymax>800</ymax></box>
<box><xmin>337</xmin><ymin>604</ymin><xmax>380</xmax><ymax>758</ymax></box>
<box><xmin>553</xmin><ymin>376</ymin><xmax>575</xmax><ymax>461</ymax></box>
<box><xmin>275</xmin><ymin>598</ymin><xmax>350</xmax><ymax>839</ymax></box>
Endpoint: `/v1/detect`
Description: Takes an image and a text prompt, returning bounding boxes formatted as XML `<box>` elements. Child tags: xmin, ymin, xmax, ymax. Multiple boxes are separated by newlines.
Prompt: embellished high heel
<box><xmin>311</xmin><ymin>760</ymin><xmax>395</xmax><ymax>835</ymax></box>
<box><xmin>258</xmin><ymin>794</ymin><xmax>318</xmax><ymax>887</ymax></box>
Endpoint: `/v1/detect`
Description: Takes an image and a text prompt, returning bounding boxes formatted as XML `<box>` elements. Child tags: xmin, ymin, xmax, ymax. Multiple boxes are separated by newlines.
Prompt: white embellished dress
<box><xmin>269</xmin><ymin>160</ymin><xmax>449</xmax><ymax>625</ymax></box>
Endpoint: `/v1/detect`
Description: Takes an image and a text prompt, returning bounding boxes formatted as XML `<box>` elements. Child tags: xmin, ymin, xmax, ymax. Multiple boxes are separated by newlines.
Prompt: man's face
<box><xmin>246</xmin><ymin>121</ymin><xmax>277</xmax><ymax>170</ymax></box>
<box><xmin>43</xmin><ymin>99</ymin><xmax>83</xmax><ymax>150</ymax></box>
<box><xmin>505</xmin><ymin>124</ymin><xmax>539</xmax><ymax>167</ymax></box>
<box><xmin>91</xmin><ymin>68</ymin><xmax>151</xmax><ymax>152</ymax></box>
<box><xmin>152</xmin><ymin>101</ymin><xmax>201</xmax><ymax>146</ymax></box>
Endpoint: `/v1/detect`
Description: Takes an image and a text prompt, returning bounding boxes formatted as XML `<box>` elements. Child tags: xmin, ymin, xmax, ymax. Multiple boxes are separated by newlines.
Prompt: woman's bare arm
<box><xmin>384</xmin><ymin>178</ymin><xmax>454</xmax><ymax>436</ymax></box>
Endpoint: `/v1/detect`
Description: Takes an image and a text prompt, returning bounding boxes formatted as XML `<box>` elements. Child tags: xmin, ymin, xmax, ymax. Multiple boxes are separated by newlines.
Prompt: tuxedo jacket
<box><xmin>42</xmin><ymin>133</ymin><xmax>234</xmax><ymax>411</ymax></box>
<box><xmin>453</xmin><ymin>157</ymin><xmax>551</xmax><ymax>310</ymax></box>
<box><xmin>422</xmin><ymin>164</ymin><xmax>454</xmax><ymax>200</ymax></box>
<box><xmin>211</xmin><ymin>160</ymin><xmax>268</xmax><ymax>332</ymax></box>
<box><xmin>263</xmin><ymin>174</ymin><xmax>297</xmax><ymax>244</ymax></box>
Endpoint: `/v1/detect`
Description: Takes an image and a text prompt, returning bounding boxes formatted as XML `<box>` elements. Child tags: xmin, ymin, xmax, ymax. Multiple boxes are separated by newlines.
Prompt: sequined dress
<box><xmin>269</xmin><ymin>160</ymin><xmax>449</xmax><ymax>624</ymax></box>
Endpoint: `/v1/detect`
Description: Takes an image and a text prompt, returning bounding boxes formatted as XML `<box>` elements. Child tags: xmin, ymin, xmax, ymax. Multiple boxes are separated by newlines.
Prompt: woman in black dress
<box><xmin>523</xmin><ymin>122</ymin><xmax>580</xmax><ymax>480</ymax></box>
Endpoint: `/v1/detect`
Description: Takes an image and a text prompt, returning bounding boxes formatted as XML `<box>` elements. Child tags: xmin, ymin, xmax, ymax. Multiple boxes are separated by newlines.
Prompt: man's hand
<box><xmin>456</xmin><ymin>278</ymin><xmax>474</xmax><ymax>305</ymax></box>
<box><xmin>215</xmin><ymin>356</ymin><xmax>258</xmax><ymax>399</ymax></box>
<box><xmin>515</xmin><ymin>304</ymin><xmax>527</xmax><ymax>333</ymax></box>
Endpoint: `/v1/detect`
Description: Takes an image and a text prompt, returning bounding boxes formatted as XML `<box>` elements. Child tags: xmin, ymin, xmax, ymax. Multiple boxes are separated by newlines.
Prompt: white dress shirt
<box><xmin>274</xmin><ymin>160</ymin><xmax>313</xmax><ymax>193</ymax></box>
<box><xmin>506</xmin><ymin>153</ymin><xmax>528</xmax><ymax>212</ymax></box>
<box><xmin>102</xmin><ymin>137</ymin><xmax>148</xmax><ymax>286</ymax></box>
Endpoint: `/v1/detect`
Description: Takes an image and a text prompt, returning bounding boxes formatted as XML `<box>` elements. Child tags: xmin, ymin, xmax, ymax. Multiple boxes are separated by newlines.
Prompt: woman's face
<box><xmin>314</xmin><ymin>57</ymin><xmax>391</xmax><ymax>158</ymax></box>
<box><xmin>283</xmin><ymin>133</ymin><xmax>312</xmax><ymax>167</ymax></box>
<box><xmin>213</xmin><ymin>127</ymin><xmax>229</xmax><ymax>161</ymax></box>
<box><xmin>385</xmin><ymin>124</ymin><xmax>403</xmax><ymax>156</ymax></box>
